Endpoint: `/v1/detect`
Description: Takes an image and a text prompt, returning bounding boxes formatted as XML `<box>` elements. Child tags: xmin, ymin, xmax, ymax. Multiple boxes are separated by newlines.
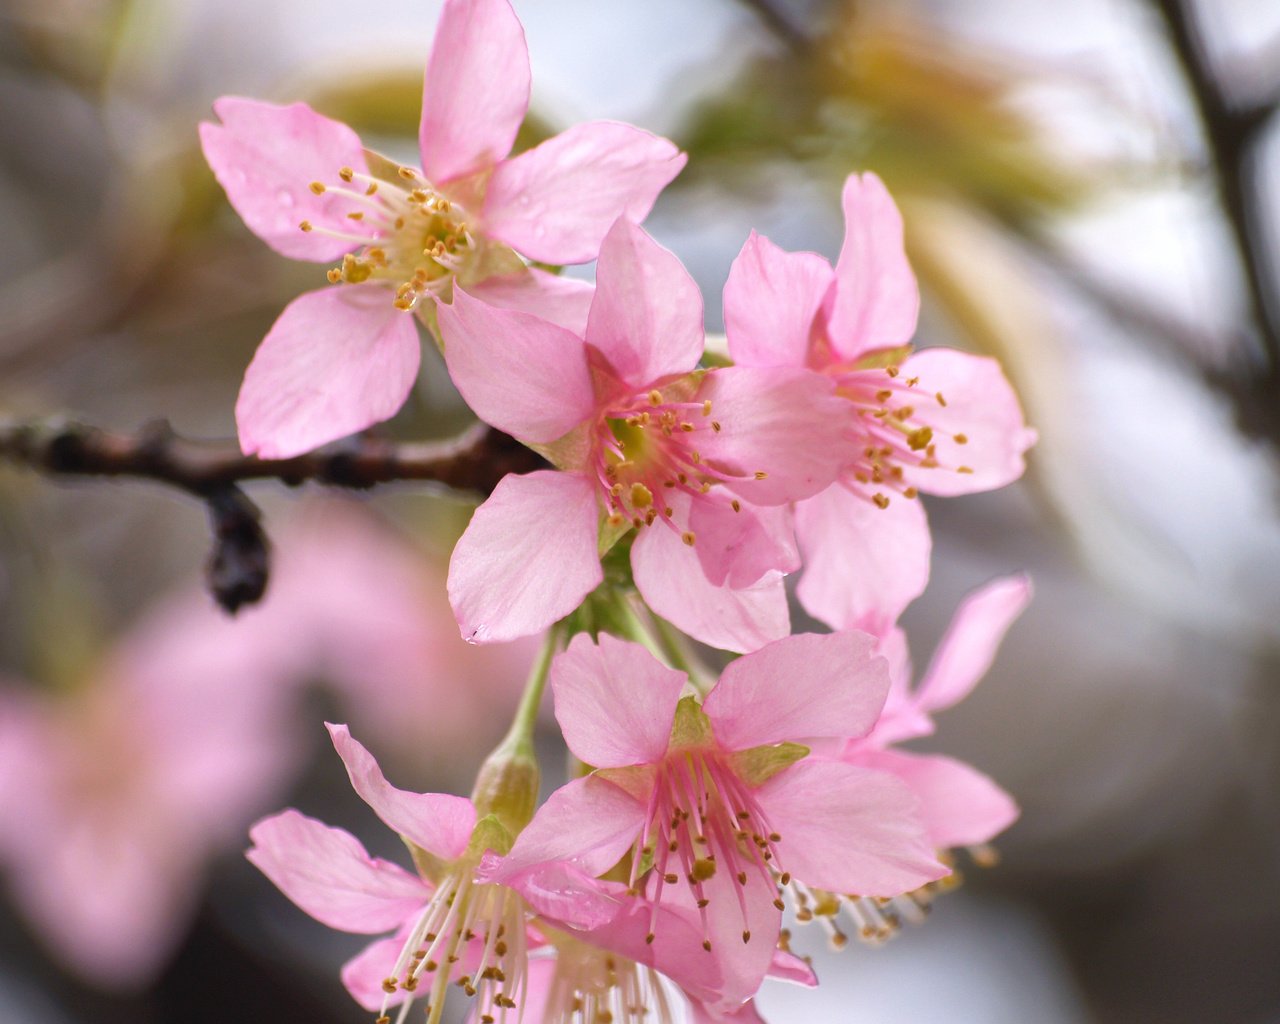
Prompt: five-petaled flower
<box><xmin>484</xmin><ymin>631</ymin><xmax>947</xmax><ymax>1015</ymax></box>
<box><xmin>723</xmin><ymin>172</ymin><xmax>1037</xmax><ymax>634</ymax></box>
<box><xmin>440</xmin><ymin>217</ymin><xmax>856</xmax><ymax>652</ymax></box>
<box><xmin>200</xmin><ymin>0</ymin><xmax>686</xmax><ymax>459</ymax></box>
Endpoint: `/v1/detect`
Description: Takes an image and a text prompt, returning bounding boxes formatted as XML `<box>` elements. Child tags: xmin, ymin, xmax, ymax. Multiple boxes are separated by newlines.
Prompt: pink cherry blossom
<box><xmin>440</xmin><ymin>218</ymin><xmax>855</xmax><ymax>652</ymax></box>
<box><xmin>200</xmin><ymin>0</ymin><xmax>686</xmax><ymax>459</ymax></box>
<box><xmin>487</xmin><ymin>632</ymin><xmax>946</xmax><ymax>1007</ymax></box>
<box><xmin>0</xmin><ymin>594</ymin><xmax>299</xmax><ymax>990</ymax></box>
<box><xmin>248</xmin><ymin>723</ymin><xmax>617</xmax><ymax>1023</ymax></box>
<box><xmin>723</xmin><ymin>172</ymin><xmax>1037</xmax><ymax>633</ymax></box>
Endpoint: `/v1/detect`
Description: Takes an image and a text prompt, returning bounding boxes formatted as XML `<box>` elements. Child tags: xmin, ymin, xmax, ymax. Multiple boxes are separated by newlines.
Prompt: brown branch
<box><xmin>0</xmin><ymin>419</ymin><xmax>546</xmax><ymax>612</ymax></box>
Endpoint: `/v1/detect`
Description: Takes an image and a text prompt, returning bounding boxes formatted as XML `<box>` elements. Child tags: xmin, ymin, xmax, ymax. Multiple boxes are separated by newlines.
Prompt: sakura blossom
<box><xmin>200</xmin><ymin>0</ymin><xmax>685</xmax><ymax>459</ymax></box>
<box><xmin>486</xmin><ymin>630</ymin><xmax>947</xmax><ymax>1013</ymax></box>
<box><xmin>440</xmin><ymin>217</ymin><xmax>855</xmax><ymax>652</ymax></box>
<box><xmin>722</xmin><ymin>172</ymin><xmax>1037</xmax><ymax>634</ymax></box>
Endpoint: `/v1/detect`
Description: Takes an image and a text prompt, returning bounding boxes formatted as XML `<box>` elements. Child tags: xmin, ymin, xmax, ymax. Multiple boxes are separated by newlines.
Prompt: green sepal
<box><xmin>729</xmin><ymin>742</ymin><xmax>810</xmax><ymax>787</ymax></box>
<box><xmin>407</xmin><ymin>840</ymin><xmax>450</xmax><ymax>885</ymax></box>
<box><xmin>852</xmin><ymin>344</ymin><xmax>914</xmax><ymax>371</ymax></box>
<box><xmin>467</xmin><ymin>813</ymin><xmax>515</xmax><ymax>860</ymax></box>
<box><xmin>670</xmin><ymin>695</ymin><xmax>712</xmax><ymax>750</ymax></box>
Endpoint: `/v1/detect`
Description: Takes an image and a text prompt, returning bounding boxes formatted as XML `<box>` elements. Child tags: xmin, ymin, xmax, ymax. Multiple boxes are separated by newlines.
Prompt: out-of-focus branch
<box><xmin>1150</xmin><ymin>0</ymin><xmax>1280</xmax><ymax>441</ymax></box>
<box><xmin>0</xmin><ymin>419</ymin><xmax>544</xmax><ymax>612</ymax></box>
<box><xmin>735</xmin><ymin>0</ymin><xmax>810</xmax><ymax>52</ymax></box>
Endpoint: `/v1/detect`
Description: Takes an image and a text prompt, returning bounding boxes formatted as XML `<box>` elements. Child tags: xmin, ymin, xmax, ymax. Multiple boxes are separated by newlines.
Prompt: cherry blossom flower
<box><xmin>723</xmin><ymin>172</ymin><xmax>1036</xmax><ymax>634</ymax></box>
<box><xmin>0</xmin><ymin>594</ymin><xmax>299</xmax><ymax>989</ymax></box>
<box><xmin>802</xmin><ymin>575</ymin><xmax>1031</xmax><ymax>945</ymax></box>
<box><xmin>200</xmin><ymin>0</ymin><xmax>686</xmax><ymax>459</ymax></box>
<box><xmin>440</xmin><ymin>218</ymin><xmax>854</xmax><ymax>652</ymax></box>
<box><xmin>485</xmin><ymin>631</ymin><xmax>946</xmax><ymax>1012</ymax></box>
<box><xmin>248</xmin><ymin>724</ymin><xmax>615</xmax><ymax>1024</ymax></box>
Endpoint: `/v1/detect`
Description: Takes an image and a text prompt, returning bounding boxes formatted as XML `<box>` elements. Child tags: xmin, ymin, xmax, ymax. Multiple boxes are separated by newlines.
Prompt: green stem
<box><xmin>497</xmin><ymin>624</ymin><xmax>560</xmax><ymax>758</ymax></box>
<box><xmin>613</xmin><ymin>593</ymin><xmax>716</xmax><ymax>694</ymax></box>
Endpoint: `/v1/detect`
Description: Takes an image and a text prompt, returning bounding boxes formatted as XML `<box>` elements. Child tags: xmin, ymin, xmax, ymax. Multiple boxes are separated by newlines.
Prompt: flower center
<box><xmin>627</xmin><ymin>749</ymin><xmax>786</xmax><ymax>953</ymax></box>
<box><xmin>376</xmin><ymin>866</ymin><xmax>527</xmax><ymax>1024</ymax></box>
<box><xmin>593</xmin><ymin>382</ymin><xmax>761</xmax><ymax>548</ymax></box>
<box><xmin>830</xmin><ymin>358</ymin><xmax>972</xmax><ymax>509</ymax></box>
<box><xmin>300</xmin><ymin>163</ymin><xmax>475</xmax><ymax>312</ymax></box>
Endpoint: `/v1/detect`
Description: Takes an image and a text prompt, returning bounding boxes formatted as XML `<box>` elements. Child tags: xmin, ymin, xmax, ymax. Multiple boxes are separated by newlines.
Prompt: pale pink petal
<box><xmin>632</xmin><ymin>524</ymin><xmax>789</xmax><ymax>654</ymax></box>
<box><xmin>419</xmin><ymin>0</ymin><xmax>530</xmax><ymax>184</ymax></box>
<box><xmin>915</xmin><ymin>574</ymin><xmax>1032</xmax><ymax>712</ymax></box>
<box><xmin>342</xmin><ymin>926</ymin><xmax>414</xmax><ymax>1011</ymax></box>
<box><xmin>689</xmin><ymin>495</ymin><xmax>799</xmax><ymax>589</ymax></box>
<box><xmin>704</xmin><ymin>631</ymin><xmax>889</xmax><ymax>751</ymax></box>
<box><xmin>691</xmin><ymin>999</ymin><xmax>767</xmax><ymax>1024</ymax></box>
<box><xmin>495</xmin><ymin>776</ymin><xmax>646</xmax><ymax>878</ymax></box>
<box><xmin>794</xmin><ymin>482</ymin><xmax>931</xmax><ymax>635</ymax></box>
<box><xmin>246</xmin><ymin>809</ymin><xmax>429</xmax><ymax>934</ymax></box>
<box><xmin>769</xmin><ymin>949</ymin><xmax>818</xmax><ymax>988</ymax></box>
<box><xmin>825</xmin><ymin>172</ymin><xmax>920</xmax><ymax>360</ymax></box>
<box><xmin>199</xmin><ymin>97</ymin><xmax>371</xmax><ymax>262</ymax></box>
<box><xmin>327</xmin><ymin>723</ymin><xmax>475</xmax><ymax>861</ymax></box>
<box><xmin>696</xmin><ymin>367</ymin><xmax>853</xmax><ymax>505</ymax></box>
<box><xmin>723</xmin><ymin>231</ymin><xmax>832</xmax><ymax>369</ymax></box>
<box><xmin>464</xmin><ymin>268</ymin><xmax>595</xmax><ymax>334</ymax></box>
<box><xmin>500</xmin><ymin>860</ymin><xmax>626</xmax><ymax>932</ymax></box>
<box><xmin>896</xmin><ymin>348</ymin><xmax>1036</xmax><ymax>496</ymax></box>
<box><xmin>584</xmin><ymin>219</ymin><xmax>703</xmax><ymax>389</ymax></box>
<box><xmin>448</xmin><ymin>471</ymin><xmax>603</xmax><ymax>643</ymax></box>
<box><xmin>694</xmin><ymin>864</ymin><xmax>781</xmax><ymax>1010</ymax></box>
<box><xmin>484</xmin><ymin>121</ymin><xmax>686</xmax><ymax>264</ymax></box>
<box><xmin>847</xmin><ymin>748</ymin><xmax>1018</xmax><ymax>848</ymax></box>
<box><xmin>552</xmin><ymin>633</ymin><xmax>685</xmax><ymax>768</ymax></box>
<box><xmin>867</xmin><ymin>628</ymin><xmax>936</xmax><ymax>746</ymax></box>
<box><xmin>236</xmin><ymin>285</ymin><xmax>421</xmax><ymax>459</ymax></box>
<box><xmin>440</xmin><ymin>287</ymin><xmax>594</xmax><ymax>443</ymax></box>
<box><xmin>759</xmin><ymin>759</ymin><xmax>948</xmax><ymax>897</ymax></box>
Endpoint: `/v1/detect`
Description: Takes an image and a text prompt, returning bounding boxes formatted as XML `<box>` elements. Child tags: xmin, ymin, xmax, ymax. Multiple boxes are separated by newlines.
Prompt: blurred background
<box><xmin>1</xmin><ymin>0</ymin><xmax>1278</xmax><ymax>1021</ymax></box>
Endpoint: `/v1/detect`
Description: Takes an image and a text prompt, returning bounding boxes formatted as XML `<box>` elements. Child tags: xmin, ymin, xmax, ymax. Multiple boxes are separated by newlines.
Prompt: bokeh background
<box><xmin>2</xmin><ymin>0</ymin><xmax>1279</xmax><ymax>1021</ymax></box>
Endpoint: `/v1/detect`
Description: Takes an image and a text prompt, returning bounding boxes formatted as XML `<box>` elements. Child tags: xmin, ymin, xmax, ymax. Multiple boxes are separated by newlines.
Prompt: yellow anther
<box><xmin>873</xmin><ymin>493</ymin><xmax>890</xmax><ymax>509</ymax></box>
<box><xmin>954</xmin><ymin>432</ymin><xmax>969</xmax><ymax>444</ymax></box>
<box><xmin>711</xmin><ymin>420</ymin><xmax>721</xmax><ymax>432</ymax></box>
<box><xmin>753</xmin><ymin>470</ymin><xmax>768</xmax><ymax>480</ymax></box>
<box><xmin>382</xmin><ymin>978</ymin><xmax>398</xmax><ymax>993</ymax></box>
<box><xmin>326</xmin><ymin>268</ymin><xmax>342</xmax><ymax>283</ymax></box>
<box><xmin>347</xmin><ymin>211</ymin><xmax>364</xmax><ymax>220</ymax></box>
<box><xmin>886</xmin><ymin>366</ymin><xmax>900</xmax><ymax>378</ymax></box>
<box><xmin>730</xmin><ymin>499</ymin><xmax>741</xmax><ymax>512</ymax></box>
<box><xmin>398</xmin><ymin>166</ymin><xmax>417</xmax><ymax>179</ymax></box>
<box><xmin>936</xmin><ymin>390</ymin><xmax>947</xmax><ymax>406</ymax></box>
<box><xmin>339</xmin><ymin>167</ymin><xmax>354</xmax><ymax>182</ymax></box>
<box><xmin>906</xmin><ymin>426</ymin><xmax>933</xmax><ymax>451</ymax></box>
<box><xmin>648</xmin><ymin>389</ymin><xmax>663</xmax><ymax>406</ymax></box>
<box><xmin>957</xmin><ymin>465</ymin><xmax>974</xmax><ymax>474</ymax></box>
<box><xmin>365</xmin><ymin>181</ymin><xmax>378</xmax><ymax>195</ymax></box>
<box><xmin>681</xmin><ymin>422</ymin><xmax>694</xmax><ymax>432</ymax></box>
<box><xmin>876</xmin><ymin>389</ymin><xmax>892</xmax><ymax>402</ymax></box>
<box><xmin>681</xmin><ymin>531</ymin><xmax>696</xmax><ymax>546</ymax></box>
<box><xmin>298</xmin><ymin>220</ymin><xmax>313</xmax><ymax>232</ymax></box>
<box><xmin>702</xmin><ymin>399</ymin><xmax>713</xmax><ymax>416</ymax></box>
<box><xmin>905</xmin><ymin>376</ymin><xmax>919</xmax><ymax>387</ymax></box>
<box><xmin>903</xmin><ymin>487</ymin><xmax>919</xmax><ymax>499</ymax></box>
<box><xmin>308</xmin><ymin>181</ymin><xmax>326</xmax><ymax>195</ymax></box>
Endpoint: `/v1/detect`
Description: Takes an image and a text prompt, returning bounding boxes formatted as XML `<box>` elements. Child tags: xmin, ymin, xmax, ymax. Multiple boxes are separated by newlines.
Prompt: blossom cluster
<box><xmin>201</xmin><ymin>0</ymin><xmax>1037</xmax><ymax>1020</ymax></box>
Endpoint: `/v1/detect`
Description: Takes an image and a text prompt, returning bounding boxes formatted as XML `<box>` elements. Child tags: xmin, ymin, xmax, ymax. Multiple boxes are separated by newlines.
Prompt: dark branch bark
<box><xmin>0</xmin><ymin>419</ymin><xmax>546</xmax><ymax>612</ymax></box>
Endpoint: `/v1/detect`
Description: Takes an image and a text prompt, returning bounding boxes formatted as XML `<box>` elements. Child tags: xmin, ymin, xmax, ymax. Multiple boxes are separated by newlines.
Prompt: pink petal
<box><xmin>847</xmin><ymin>749</ymin><xmax>1018</xmax><ymax>848</ymax></box>
<box><xmin>759</xmin><ymin>759</ymin><xmax>948</xmax><ymax>896</ymax></box>
<box><xmin>236</xmin><ymin>285</ymin><xmax>421</xmax><ymax>459</ymax></box>
<box><xmin>584</xmin><ymin>219</ymin><xmax>703</xmax><ymax>389</ymax></box>
<box><xmin>915</xmin><ymin>573</ymin><xmax>1032</xmax><ymax>712</ymax></box>
<box><xmin>199</xmin><ymin>97</ymin><xmax>371</xmax><ymax>262</ymax></box>
<box><xmin>691</xmin><ymin>999</ymin><xmax>767</xmax><ymax>1024</ymax></box>
<box><xmin>688</xmin><ymin>494</ymin><xmax>799</xmax><ymax>589</ymax></box>
<box><xmin>419</xmin><ymin>0</ymin><xmax>529</xmax><ymax>184</ymax></box>
<box><xmin>704</xmin><ymin>631</ymin><xmax>889</xmax><ymax>751</ymax></box>
<box><xmin>341</xmin><ymin>925</ymin><xmax>415</xmax><ymax>1011</ymax></box>
<box><xmin>327</xmin><ymin>723</ymin><xmax>475</xmax><ymax>861</ymax></box>
<box><xmin>793</xmin><ymin>482</ymin><xmax>931</xmax><ymax>634</ymax></box>
<box><xmin>769</xmin><ymin>949</ymin><xmax>818</xmax><ymax>988</ymax></box>
<box><xmin>493</xmin><ymin>775</ymin><xmax>649</xmax><ymax>883</ymax></box>
<box><xmin>498</xmin><ymin>860</ymin><xmax>626</xmax><ymax>932</ymax></box>
<box><xmin>463</xmin><ymin>267</ymin><xmax>595</xmax><ymax>334</ymax></box>
<box><xmin>440</xmin><ymin>287</ymin><xmax>594</xmax><ymax>443</ymax></box>
<box><xmin>696</xmin><ymin>366</ymin><xmax>853</xmax><ymax>506</ymax></box>
<box><xmin>824</xmin><ymin>171</ymin><xmax>920</xmax><ymax>360</ymax></box>
<box><xmin>723</xmin><ymin>231</ymin><xmax>832</xmax><ymax>369</ymax></box>
<box><xmin>896</xmin><ymin>348</ymin><xmax>1036</xmax><ymax>496</ymax></box>
<box><xmin>552</xmin><ymin>633</ymin><xmax>685</xmax><ymax>768</ymax></box>
<box><xmin>448</xmin><ymin>470</ymin><xmax>603</xmax><ymax>643</ymax></box>
<box><xmin>245</xmin><ymin>810</ymin><xmax>430</xmax><ymax>934</ymax></box>
<box><xmin>484</xmin><ymin>121</ymin><xmax>686</xmax><ymax>264</ymax></box>
<box><xmin>631</xmin><ymin>524</ymin><xmax>789</xmax><ymax>654</ymax></box>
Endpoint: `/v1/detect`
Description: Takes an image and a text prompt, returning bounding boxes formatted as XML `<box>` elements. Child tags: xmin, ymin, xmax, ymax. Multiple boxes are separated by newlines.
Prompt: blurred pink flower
<box><xmin>487</xmin><ymin>631</ymin><xmax>945</xmax><ymax>1013</ymax></box>
<box><xmin>200</xmin><ymin>0</ymin><xmax>685</xmax><ymax>459</ymax></box>
<box><xmin>723</xmin><ymin>172</ymin><xmax>1036</xmax><ymax>634</ymax></box>
<box><xmin>0</xmin><ymin>593</ymin><xmax>299</xmax><ymax>989</ymax></box>
<box><xmin>441</xmin><ymin>218</ymin><xmax>853</xmax><ymax>652</ymax></box>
